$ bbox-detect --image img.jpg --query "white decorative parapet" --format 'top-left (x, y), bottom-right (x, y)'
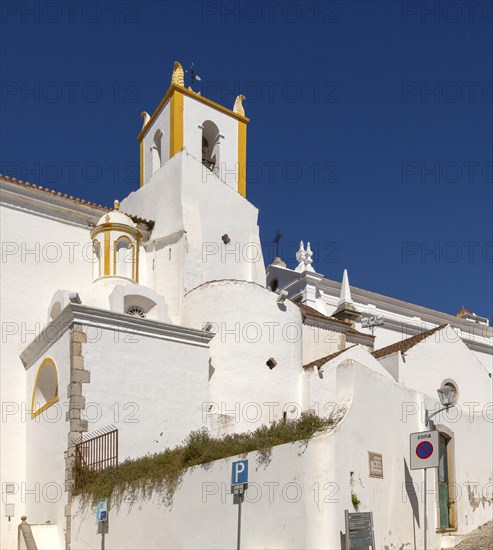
top-left (295, 241), bottom-right (316, 273)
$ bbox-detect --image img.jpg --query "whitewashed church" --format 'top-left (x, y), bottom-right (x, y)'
top-left (1, 62), bottom-right (491, 550)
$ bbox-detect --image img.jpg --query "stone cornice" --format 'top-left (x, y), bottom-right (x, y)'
top-left (318, 278), bottom-right (492, 338)
top-left (302, 315), bottom-right (373, 341)
top-left (1, 178), bottom-right (151, 237)
top-left (20, 303), bottom-right (215, 369)
top-left (267, 264), bottom-right (492, 345)
top-left (1, 178), bottom-right (104, 228)
top-left (379, 316), bottom-right (492, 354)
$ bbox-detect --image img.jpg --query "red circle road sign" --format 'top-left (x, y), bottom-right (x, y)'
top-left (416, 441), bottom-right (434, 459)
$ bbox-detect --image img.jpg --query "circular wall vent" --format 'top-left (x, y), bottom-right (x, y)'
top-left (126, 305), bottom-right (146, 318)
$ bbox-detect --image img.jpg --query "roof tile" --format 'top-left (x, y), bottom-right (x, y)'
top-left (372, 324), bottom-right (448, 359)
top-left (0, 173), bottom-right (154, 227)
top-left (296, 303), bottom-right (374, 339)
top-left (303, 345), bottom-right (357, 370)
top-left (0, 173), bottom-right (110, 211)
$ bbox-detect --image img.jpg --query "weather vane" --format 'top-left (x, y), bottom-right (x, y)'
top-left (186, 62), bottom-right (201, 89)
top-left (273, 230), bottom-right (283, 258)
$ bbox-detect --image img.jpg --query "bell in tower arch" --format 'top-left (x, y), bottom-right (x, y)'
top-left (201, 120), bottom-right (220, 174)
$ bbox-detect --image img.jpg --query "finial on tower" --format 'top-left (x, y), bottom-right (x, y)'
top-left (305, 242), bottom-right (315, 272)
top-left (295, 240), bottom-right (316, 273)
top-left (171, 61), bottom-right (185, 86)
top-left (140, 111), bottom-right (150, 130)
top-left (114, 200), bottom-right (120, 211)
top-left (332, 269), bottom-right (360, 325)
top-left (233, 95), bottom-right (246, 117)
top-left (338, 269), bottom-right (352, 306)
top-left (295, 241), bottom-right (306, 272)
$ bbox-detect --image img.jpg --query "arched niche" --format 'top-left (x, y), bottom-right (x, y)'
top-left (108, 284), bottom-right (169, 322)
top-left (114, 236), bottom-right (135, 280)
top-left (31, 358), bottom-right (59, 418)
top-left (92, 240), bottom-right (102, 280)
top-left (124, 294), bottom-right (158, 319)
top-left (152, 129), bottom-right (163, 174)
top-left (202, 120), bottom-right (220, 174)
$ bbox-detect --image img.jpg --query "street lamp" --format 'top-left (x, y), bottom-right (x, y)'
top-left (425, 384), bottom-right (457, 428)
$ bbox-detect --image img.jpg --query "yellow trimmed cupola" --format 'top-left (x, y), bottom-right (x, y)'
top-left (90, 200), bottom-right (141, 282)
top-left (137, 61), bottom-right (249, 197)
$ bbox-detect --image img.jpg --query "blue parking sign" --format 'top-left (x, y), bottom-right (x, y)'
top-left (96, 499), bottom-right (108, 522)
top-left (231, 460), bottom-right (248, 485)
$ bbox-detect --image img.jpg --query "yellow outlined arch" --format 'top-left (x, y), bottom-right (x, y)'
top-left (93, 240), bottom-right (102, 278)
top-left (31, 358), bottom-right (59, 419)
top-left (113, 235), bottom-right (135, 280)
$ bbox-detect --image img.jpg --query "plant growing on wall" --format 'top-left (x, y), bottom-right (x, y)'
top-left (73, 413), bottom-right (335, 507)
top-left (351, 490), bottom-right (361, 511)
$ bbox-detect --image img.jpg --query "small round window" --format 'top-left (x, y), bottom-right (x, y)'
top-left (126, 305), bottom-right (146, 318)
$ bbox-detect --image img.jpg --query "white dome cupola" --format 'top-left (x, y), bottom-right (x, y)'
top-left (90, 200), bottom-right (141, 282)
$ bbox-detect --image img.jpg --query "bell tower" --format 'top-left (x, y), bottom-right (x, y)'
top-left (137, 62), bottom-right (249, 197)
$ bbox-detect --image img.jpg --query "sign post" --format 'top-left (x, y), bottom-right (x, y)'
top-left (96, 499), bottom-right (108, 550)
top-left (231, 460), bottom-right (248, 550)
top-left (344, 510), bottom-right (375, 549)
top-left (410, 430), bottom-right (439, 550)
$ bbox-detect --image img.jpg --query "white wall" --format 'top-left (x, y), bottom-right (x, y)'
top-left (183, 280), bottom-right (303, 434)
top-left (395, 326), bottom-right (492, 405)
top-left (82, 325), bottom-right (210, 454)
top-left (121, 150), bottom-right (266, 306)
top-left (142, 99), bottom-right (171, 184)
top-left (141, 90), bottom-right (241, 190)
top-left (120, 153), bottom-right (186, 322)
top-left (0, 201), bottom-right (93, 550)
top-left (266, 265), bottom-right (493, 374)
top-left (183, 94), bottom-right (240, 190)
top-left (180, 152), bottom-right (265, 290)
top-left (70, 359), bottom-right (492, 549)
top-left (24, 333), bottom-right (70, 550)
top-left (302, 323), bottom-right (344, 365)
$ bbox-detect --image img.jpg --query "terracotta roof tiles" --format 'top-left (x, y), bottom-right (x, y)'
top-left (0, 173), bottom-right (111, 211)
top-left (296, 303), bottom-right (374, 339)
top-left (0, 173), bottom-right (154, 227)
top-left (303, 345), bottom-right (357, 370)
top-left (372, 324), bottom-right (447, 359)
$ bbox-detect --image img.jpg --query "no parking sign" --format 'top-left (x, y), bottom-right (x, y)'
top-left (410, 430), bottom-right (439, 470)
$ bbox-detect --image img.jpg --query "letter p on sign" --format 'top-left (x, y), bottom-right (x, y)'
top-left (232, 459), bottom-right (248, 485)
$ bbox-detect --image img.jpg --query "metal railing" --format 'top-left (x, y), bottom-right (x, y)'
top-left (74, 426), bottom-right (118, 489)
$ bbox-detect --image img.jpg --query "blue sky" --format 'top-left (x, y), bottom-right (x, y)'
top-left (1, 0), bottom-right (492, 319)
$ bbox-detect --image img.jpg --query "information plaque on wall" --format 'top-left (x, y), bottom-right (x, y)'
top-left (344, 510), bottom-right (376, 550)
top-left (368, 452), bottom-right (383, 478)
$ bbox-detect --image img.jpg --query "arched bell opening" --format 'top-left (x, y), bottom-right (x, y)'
top-left (202, 120), bottom-right (220, 175)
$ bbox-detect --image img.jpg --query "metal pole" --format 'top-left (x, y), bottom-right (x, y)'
top-left (237, 495), bottom-right (242, 550)
top-left (423, 468), bottom-right (427, 550)
top-left (101, 525), bottom-right (105, 550)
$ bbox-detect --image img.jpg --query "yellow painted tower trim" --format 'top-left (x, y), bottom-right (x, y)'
top-left (238, 121), bottom-right (247, 197)
top-left (113, 235), bottom-right (135, 281)
top-left (136, 63), bottom-right (250, 191)
top-left (136, 237), bottom-right (140, 284)
top-left (31, 358), bottom-right (59, 419)
top-left (104, 230), bottom-right (111, 276)
top-left (137, 84), bottom-right (249, 143)
top-left (139, 140), bottom-right (144, 187)
top-left (169, 89), bottom-right (184, 158)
